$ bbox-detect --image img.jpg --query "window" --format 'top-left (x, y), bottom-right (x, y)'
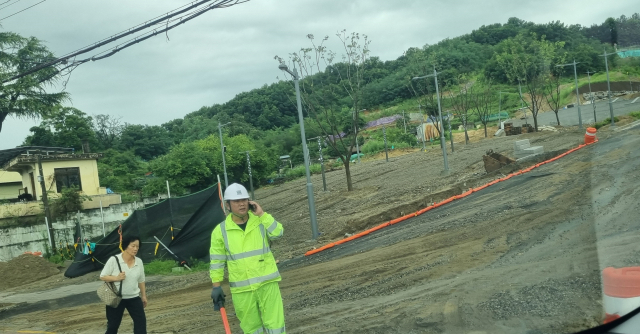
top-left (54, 168), bottom-right (82, 193)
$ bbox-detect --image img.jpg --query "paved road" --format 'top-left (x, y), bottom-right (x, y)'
top-left (507, 98), bottom-right (640, 128)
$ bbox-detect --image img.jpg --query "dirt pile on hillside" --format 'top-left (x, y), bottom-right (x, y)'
top-left (0, 254), bottom-right (60, 290)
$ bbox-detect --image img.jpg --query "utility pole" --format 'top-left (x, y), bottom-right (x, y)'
top-left (413, 67), bottom-right (449, 172)
top-left (317, 137), bottom-right (327, 191)
top-left (307, 136), bottom-right (328, 191)
top-left (418, 104), bottom-right (426, 151)
top-left (518, 80), bottom-right (529, 125)
top-left (240, 150), bottom-right (256, 200)
top-left (278, 63), bottom-right (319, 239)
top-left (586, 71), bottom-right (597, 123)
top-left (402, 110), bottom-right (407, 133)
top-left (218, 122), bottom-right (231, 188)
top-left (383, 125), bottom-right (389, 162)
top-left (557, 59), bottom-right (583, 128)
top-left (447, 111), bottom-right (454, 153)
top-left (353, 109), bottom-right (361, 163)
top-left (601, 49), bottom-right (617, 126)
top-left (37, 154), bottom-right (56, 253)
top-left (498, 91), bottom-right (502, 124)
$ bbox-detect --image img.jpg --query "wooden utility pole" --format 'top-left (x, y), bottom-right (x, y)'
top-left (37, 154), bottom-right (56, 253)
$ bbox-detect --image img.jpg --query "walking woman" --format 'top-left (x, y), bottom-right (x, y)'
top-left (100, 236), bottom-right (147, 334)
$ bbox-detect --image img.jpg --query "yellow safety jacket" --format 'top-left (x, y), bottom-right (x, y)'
top-left (209, 212), bottom-right (284, 293)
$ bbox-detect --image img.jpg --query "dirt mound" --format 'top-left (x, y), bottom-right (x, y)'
top-left (0, 254), bottom-right (60, 290)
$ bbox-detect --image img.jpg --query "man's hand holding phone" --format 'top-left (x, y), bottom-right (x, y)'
top-left (248, 201), bottom-right (264, 217)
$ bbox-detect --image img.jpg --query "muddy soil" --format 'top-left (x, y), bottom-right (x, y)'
top-left (259, 127), bottom-right (588, 261)
top-left (0, 254), bottom-right (61, 290)
top-left (1, 125), bottom-right (638, 333)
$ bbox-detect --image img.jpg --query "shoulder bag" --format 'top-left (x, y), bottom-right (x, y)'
top-left (97, 255), bottom-right (123, 308)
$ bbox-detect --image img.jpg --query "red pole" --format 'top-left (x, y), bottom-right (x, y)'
top-left (220, 307), bottom-right (232, 334)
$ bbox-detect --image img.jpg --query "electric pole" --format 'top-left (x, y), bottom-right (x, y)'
top-left (37, 154), bottom-right (56, 253)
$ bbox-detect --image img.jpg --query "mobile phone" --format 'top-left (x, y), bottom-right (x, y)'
top-left (249, 203), bottom-right (256, 212)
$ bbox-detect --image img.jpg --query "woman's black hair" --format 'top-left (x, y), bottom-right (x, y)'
top-left (122, 235), bottom-right (141, 250)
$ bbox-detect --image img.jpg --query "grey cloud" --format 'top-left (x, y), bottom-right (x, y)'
top-left (0, 0), bottom-right (636, 148)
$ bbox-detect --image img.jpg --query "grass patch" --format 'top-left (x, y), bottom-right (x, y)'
top-left (630, 111), bottom-right (640, 120)
top-left (594, 117), bottom-right (620, 130)
top-left (361, 140), bottom-right (410, 154)
top-left (284, 163), bottom-right (322, 178)
top-left (144, 258), bottom-right (209, 276)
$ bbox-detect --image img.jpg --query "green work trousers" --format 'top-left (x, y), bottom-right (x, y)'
top-left (233, 282), bottom-right (286, 334)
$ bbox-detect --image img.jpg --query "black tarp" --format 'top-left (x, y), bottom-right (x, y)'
top-left (65, 184), bottom-right (226, 278)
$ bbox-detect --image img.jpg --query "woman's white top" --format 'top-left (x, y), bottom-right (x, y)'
top-left (100, 253), bottom-right (145, 299)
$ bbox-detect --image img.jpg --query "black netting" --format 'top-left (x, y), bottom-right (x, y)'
top-left (64, 184), bottom-right (226, 278)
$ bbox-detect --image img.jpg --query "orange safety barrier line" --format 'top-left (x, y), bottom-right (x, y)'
top-left (304, 141), bottom-right (597, 257)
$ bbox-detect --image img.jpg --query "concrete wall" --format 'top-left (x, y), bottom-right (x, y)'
top-left (0, 201), bottom-right (139, 262)
top-left (0, 201), bottom-right (41, 219)
top-left (0, 171), bottom-right (24, 200)
top-left (0, 193), bottom-right (122, 218)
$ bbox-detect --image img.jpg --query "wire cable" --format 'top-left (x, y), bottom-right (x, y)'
top-left (3, 0), bottom-right (248, 83)
top-left (0, 0), bottom-right (23, 11)
top-left (0, 0), bottom-right (46, 21)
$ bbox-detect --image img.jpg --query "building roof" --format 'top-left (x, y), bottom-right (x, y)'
top-left (0, 146), bottom-right (75, 170)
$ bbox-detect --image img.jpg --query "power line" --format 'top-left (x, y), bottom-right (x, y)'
top-left (0, 0), bottom-right (23, 11)
top-left (0, 0), bottom-right (46, 21)
top-left (2, 0), bottom-right (248, 84)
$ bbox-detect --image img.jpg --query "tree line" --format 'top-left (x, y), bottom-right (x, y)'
top-left (2, 14), bottom-right (638, 197)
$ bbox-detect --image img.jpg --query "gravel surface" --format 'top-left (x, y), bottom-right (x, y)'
top-left (1, 125), bottom-right (638, 334)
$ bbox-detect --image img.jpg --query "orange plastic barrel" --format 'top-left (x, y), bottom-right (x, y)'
top-left (602, 267), bottom-right (640, 329)
top-left (584, 127), bottom-right (597, 144)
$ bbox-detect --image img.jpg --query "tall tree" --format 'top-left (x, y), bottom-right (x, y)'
top-left (448, 78), bottom-right (475, 144)
top-left (276, 30), bottom-right (371, 191)
top-left (93, 114), bottom-right (123, 150)
top-left (543, 63), bottom-right (567, 126)
top-left (605, 17), bottom-right (618, 47)
top-left (24, 107), bottom-right (98, 151)
top-left (471, 78), bottom-right (496, 138)
top-left (497, 33), bottom-right (565, 131)
top-left (0, 32), bottom-right (68, 134)
top-left (117, 124), bottom-right (171, 161)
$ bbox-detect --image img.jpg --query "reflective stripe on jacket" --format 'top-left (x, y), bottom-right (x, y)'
top-left (209, 212), bottom-right (284, 293)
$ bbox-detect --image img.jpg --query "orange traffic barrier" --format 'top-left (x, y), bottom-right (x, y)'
top-left (304, 141), bottom-right (596, 257)
top-left (585, 128), bottom-right (597, 144)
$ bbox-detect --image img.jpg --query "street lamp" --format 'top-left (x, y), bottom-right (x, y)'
top-left (601, 49), bottom-right (618, 126)
top-left (278, 63), bottom-right (319, 240)
top-left (557, 59), bottom-right (583, 128)
top-left (586, 71), bottom-right (597, 123)
top-left (218, 121), bottom-right (231, 188)
top-left (412, 66), bottom-right (449, 172)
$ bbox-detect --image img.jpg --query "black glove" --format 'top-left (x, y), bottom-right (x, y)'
top-left (211, 286), bottom-right (225, 311)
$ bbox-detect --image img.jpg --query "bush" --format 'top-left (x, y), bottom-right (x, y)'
top-left (630, 111), bottom-right (640, 120)
top-left (284, 164), bottom-right (322, 179)
top-left (50, 187), bottom-right (91, 220)
top-left (361, 140), bottom-right (385, 154)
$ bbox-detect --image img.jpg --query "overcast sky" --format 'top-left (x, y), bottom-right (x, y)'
top-left (0, 0), bottom-right (635, 149)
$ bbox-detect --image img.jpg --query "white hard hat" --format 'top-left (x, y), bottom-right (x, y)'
top-left (224, 183), bottom-right (250, 201)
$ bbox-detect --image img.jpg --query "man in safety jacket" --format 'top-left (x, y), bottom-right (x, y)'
top-left (210, 183), bottom-right (285, 334)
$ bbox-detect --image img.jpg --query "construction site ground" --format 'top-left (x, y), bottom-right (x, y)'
top-left (1, 120), bottom-right (639, 333)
